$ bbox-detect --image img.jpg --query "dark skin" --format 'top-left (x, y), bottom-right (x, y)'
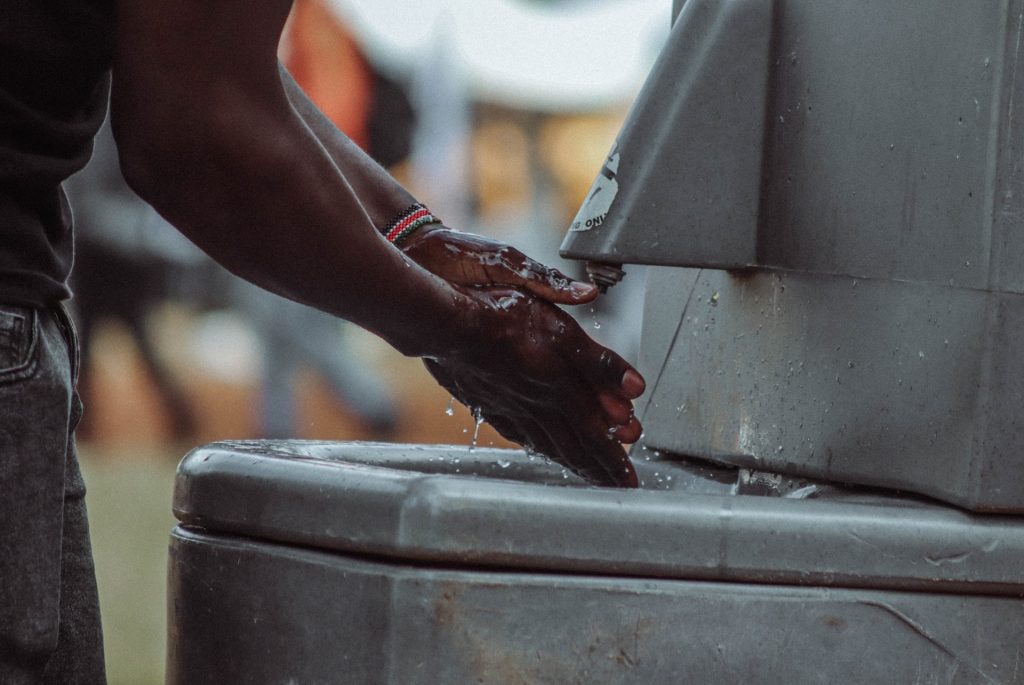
top-left (110, 0), bottom-right (644, 486)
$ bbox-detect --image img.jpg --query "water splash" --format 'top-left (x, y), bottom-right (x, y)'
top-left (445, 397), bottom-right (455, 417)
top-left (469, 407), bottom-right (484, 452)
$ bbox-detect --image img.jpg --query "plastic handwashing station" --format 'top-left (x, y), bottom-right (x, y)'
top-left (168, 1), bottom-right (1024, 682)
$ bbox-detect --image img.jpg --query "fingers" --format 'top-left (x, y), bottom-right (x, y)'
top-left (409, 228), bottom-right (599, 305)
top-left (421, 288), bottom-right (643, 488)
top-left (564, 374), bottom-right (640, 442)
top-left (570, 411), bottom-right (639, 487)
top-left (475, 377), bottom-right (640, 487)
top-left (509, 416), bottom-right (564, 466)
top-left (505, 256), bottom-right (598, 305)
top-left (543, 413), bottom-right (638, 488)
top-left (621, 369), bottom-right (646, 398)
top-left (480, 412), bottom-right (530, 449)
top-left (609, 414), bottom-right (642, 444)
top-left (564, 330), bottom-right (645, 400)
top-left (598, 391), bottom-right (633, 426)
top-left (484, 393), bottom-right (638, 488)
top-left (523, 417), bottom-right (586, 477)
top-left (538, 346), bottom-right (638, 438)
top-left (474, 245), bottom-right (596, 305)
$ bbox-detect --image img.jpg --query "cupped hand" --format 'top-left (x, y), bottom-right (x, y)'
top-left (402, 225), bottom-right (600, 305)
top-left (427, 286), bottom-right (645, 488)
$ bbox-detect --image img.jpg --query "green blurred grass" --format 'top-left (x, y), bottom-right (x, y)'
top-left (80, 446), bottom-right (182, 685)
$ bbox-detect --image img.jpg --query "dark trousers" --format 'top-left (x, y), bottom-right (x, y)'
top-left (0, 303), bottom-right (105, 683)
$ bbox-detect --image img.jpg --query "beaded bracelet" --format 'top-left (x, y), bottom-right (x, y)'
top-left (382, 203), bottom-right (442, 245)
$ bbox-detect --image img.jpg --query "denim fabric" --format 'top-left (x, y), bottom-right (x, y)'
top-left (0, 304), bottom-right (105, 684)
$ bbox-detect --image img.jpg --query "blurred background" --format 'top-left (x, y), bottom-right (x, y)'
top-left (67, 0), bottom-right (668, 681)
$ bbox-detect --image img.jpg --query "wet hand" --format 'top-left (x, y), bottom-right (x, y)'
top-left (401, 225), bottom-right (600, 306)
top-left (427, 287), bottom-right (645, 488)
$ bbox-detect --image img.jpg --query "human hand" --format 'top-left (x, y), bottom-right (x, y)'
top-left (427, 286), bottom-right (645, 488)
top-left (401, 225), bottom-right (600, 305)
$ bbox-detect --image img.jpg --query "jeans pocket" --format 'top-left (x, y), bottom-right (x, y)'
top-left (52, 302), bottom-right (80, 386)
top-left (0, 305), bottom-right (39, 384)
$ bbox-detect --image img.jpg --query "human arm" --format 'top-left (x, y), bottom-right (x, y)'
top-left (276, 65), bottom-right (601, 305)
top-left (109, 0), bottom-right (644, 485)
top-left (110, 0), bottom-right (459, 354)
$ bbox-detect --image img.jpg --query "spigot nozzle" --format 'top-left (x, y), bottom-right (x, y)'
top-left (586, 262), bottom-right (625, 293)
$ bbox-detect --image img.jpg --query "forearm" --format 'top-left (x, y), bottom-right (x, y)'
top-left (111, 3), bottom-right (468, 357)
top-left (108, 0), bottom-right (646, 488)
top-left (279, 64), bottom-right (417, 230)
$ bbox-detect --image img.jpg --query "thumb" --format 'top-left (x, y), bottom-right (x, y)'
top-left (512, 256), bottom-right (599, 305)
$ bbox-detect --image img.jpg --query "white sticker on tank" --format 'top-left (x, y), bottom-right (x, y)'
top-left (570, 147), bottom-right (620, 232)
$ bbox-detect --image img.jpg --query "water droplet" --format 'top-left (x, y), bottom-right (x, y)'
top-left (710, 291), bottom-right (720, 306)
top-left (593, 320), bottom-right (602, 330)
top-left (445, 397), bottom-right (455, 417)
top-left (918, 350), bottom-right (925, 359)
top-left (497, 459), bottom-right (511, 469)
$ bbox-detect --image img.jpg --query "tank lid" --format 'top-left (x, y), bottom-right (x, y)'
top-left (174, 441), bottom-right (1024, 597)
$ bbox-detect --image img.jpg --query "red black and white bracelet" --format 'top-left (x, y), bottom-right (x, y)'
top-left (381, 203), bottom-right (442, 245)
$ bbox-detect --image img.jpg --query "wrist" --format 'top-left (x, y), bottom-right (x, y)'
top-left (373, 274), bottom-right (482, 361)
top-left (381, 203), bottom-right (442, 246)
top-left (398, 222), bottom-right (448, 253)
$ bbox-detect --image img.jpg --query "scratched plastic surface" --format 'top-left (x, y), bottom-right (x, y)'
top-left (169, 440), bottom-right (1024, 684)
top-left (562, 0), bottom-right (1024, 513)
top-left (174, 440), bottom-right (1024, 596)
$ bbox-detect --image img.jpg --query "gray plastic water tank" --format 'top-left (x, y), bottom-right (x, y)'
top-left (166, 1), bottom-right (1024, 681)
top-left (167, 441), bottom-right (1024, 684)
top-left (561, 0), bottom-right (1024, 512)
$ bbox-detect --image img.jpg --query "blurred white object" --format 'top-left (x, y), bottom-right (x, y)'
top-left (327, 0), bottom-right (668, 110)
top-left (191, 311), bottom-right (263, 383)
top-left (408, 26), bottom-right (473, 228)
